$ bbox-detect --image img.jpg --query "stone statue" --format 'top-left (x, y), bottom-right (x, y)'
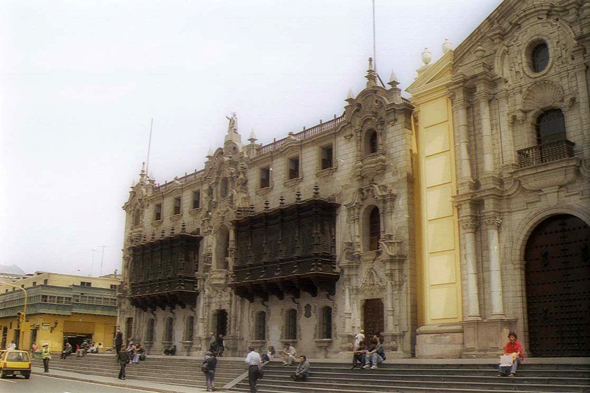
top-left (226, 112), bottom-right (238, 134)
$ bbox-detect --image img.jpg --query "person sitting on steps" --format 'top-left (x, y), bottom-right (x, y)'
top-left (279, 343), bottom-right (297, 366)
top-left (351, 343), bottom-right (367, 369)
top-left (291, 355), bottom-right (310, 381)
top-left (164, 344), bottom-right (177, 355)
top-left (363, 337), bottom-right (386, 369)
top-left (498, 332), bottom-right (524, 377)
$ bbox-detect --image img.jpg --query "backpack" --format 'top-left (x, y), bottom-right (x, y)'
top-left (201, 361), bottom-right (209, 374)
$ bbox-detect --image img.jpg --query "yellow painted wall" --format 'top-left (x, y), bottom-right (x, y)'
top-left (416, 96), bottom-right (462, 325)
top-left (0, 313), bottom-right (116, 353)
top-left (0, 273), bottom-right (119, 293)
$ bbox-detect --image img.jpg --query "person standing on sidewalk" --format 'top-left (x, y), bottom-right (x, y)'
top-left (115, 329), bottom-right (123, 355)
top-left (117, 348), bottom-right (130, 380)
top-left (245, 346), bottom-right (262, 393)
top-left (202, 351), bottom-right (217, 392)
top-left (41, 343), bottom-right (51, 373)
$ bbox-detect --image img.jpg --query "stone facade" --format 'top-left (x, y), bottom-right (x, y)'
top-left (118, 0), bottom-right (590, 358)
top-left (119, 63), bottom-right (418, 358)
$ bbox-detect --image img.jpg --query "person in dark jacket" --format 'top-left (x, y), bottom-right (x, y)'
top-left (115, 330), bottom-right (123, 363)
top-left (203, 351), bottom-right (217, 391)
top-left (117, 348), bottom-right (129, 380)
top-left (291, 355), bottom-right (310, 381)
top-left (215, 334), bottom-right (225, 357)
top-left (164, 344), bottom-right (177, 355)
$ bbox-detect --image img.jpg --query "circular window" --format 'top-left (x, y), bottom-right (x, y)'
top-left (530, 42), bottom-right (549, 73)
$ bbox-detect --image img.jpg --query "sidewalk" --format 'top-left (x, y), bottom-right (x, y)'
top-left (32, 366), bottom-right (210, 393)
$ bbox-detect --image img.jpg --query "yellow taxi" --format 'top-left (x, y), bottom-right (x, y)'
top-left (0, 350), bottom-right (32, 379)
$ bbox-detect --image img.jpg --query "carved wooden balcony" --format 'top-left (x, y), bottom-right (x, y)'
top-left (230, 197), bottom-right (340, 302)
top-left (128, 233), bottom-right (201, 310)
top-left (517, 139), bottom-right (575, 168)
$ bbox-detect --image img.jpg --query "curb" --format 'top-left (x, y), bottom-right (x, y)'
top-left (31, 370), bottom-right (204, 393)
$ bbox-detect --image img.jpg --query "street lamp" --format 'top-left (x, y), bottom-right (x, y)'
top-left (3, 282), bottom-right (27, 350)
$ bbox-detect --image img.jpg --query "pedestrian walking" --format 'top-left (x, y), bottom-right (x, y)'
top-left (117, 348), bottom-right (130, 380)
top-left (41, 343), bottom-right (51, 373)
top-left (115, 329), bottom-right (123, 357)
top-left (202, 351), bottom-right (217, 391)
top-left (245, 346), bottom-right (262, 393)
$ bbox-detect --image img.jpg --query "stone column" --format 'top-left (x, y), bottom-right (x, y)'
top-left (451, 89), bottom-right (474, 184)
top-left (460, 218), bottom-right (481, 319)
top-left (495, 86), bottom-right (516, 170)
top-left (484, 216), bottom-right (504, 317)
top-left (476, 91), bottom-right (495, 173)
top-left (344, 284), bottom-right (352, 334)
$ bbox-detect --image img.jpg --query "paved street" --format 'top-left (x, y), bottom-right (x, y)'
top-left (0, 374), bottom-right (154, 393)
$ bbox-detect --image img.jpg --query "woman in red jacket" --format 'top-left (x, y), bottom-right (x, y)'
top-left (498, 332), bottom-right (524, 377)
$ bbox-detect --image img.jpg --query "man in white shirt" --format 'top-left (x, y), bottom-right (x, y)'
top-left (354, 330), bottom-right (365, 348)
top-left (7, 340), bottom-right (17, 350)
top-left (279, 343), bottom-right (297, 366)
top-left (245, 346), bottom-right (262, 393)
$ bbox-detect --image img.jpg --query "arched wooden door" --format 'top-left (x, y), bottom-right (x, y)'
top-left (525, 214), bottom-right (590, 357)
top-left (363, 298), bottom-right (384, 341)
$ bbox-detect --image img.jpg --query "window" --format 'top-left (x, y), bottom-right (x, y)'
top-left (41, 295), bottom-right (48, 303)
top-left (21, 284), bottom-right (24, 288)
top-left (110, 298), bottom-right (117, 306)
top-left (43, 279), bottom-right (48, 285)
top-left (536, 109), bottom-right (566, 145)
top-left (216, 225), bottom-right (230, 270)
top-left (48, 296), bottom-right (56, 303)
top-left (285, 309), bottom-right (297, 340)
top-left (220, 177), bottom-right (229, 198)
top-left (72, 295), bottom-right (80, 303)
top-left (80, 281), bottom-right (92, 287)
top-left (87, 296), bottom-right (95, 304)
top-left (32, 282), bottom-right (36, 287)
top-left (368, 206), bottom-right (381, 251)
top-left (125, 317), bottom-right (133, 340)
top-left (173, 196), bottom-right (181, 215)
top-left (165, 317), bottom-right (174, 342)
top-left (80, 295), bottom-right (88, 303)
top-left (319, 306), bottom-right (332, 339)
top-left (288, 156), bottom-right (300, 179)
top-left (260, 167), bottom-right (270, 188)
top-left (366, 129), bottom-right (378, 154)
top-left (192, 190), bottom-right (201, 209)
top-left (532, 42), bottom-right (549, 73)
top-left (56, 297), bottom-right (64, 304)
top-left (321, 145), bottom-right (333, 170)
top-left (146, 318), bottom-right (155, 342)
top-left (65, 297), bottom-right (72, 304)
top-left (155, 203), bottom-right (162, 221)
top-left (110, 284), bottom-right (118, 290)
top-left (185, 316), bottom-right (195, 341)
top-left (255, 311), bottom-right (266, 340)
top-left (134, 209), bottom-right (141, 226)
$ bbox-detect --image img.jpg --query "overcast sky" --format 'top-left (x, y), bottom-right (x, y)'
top-left (0, 0), bottom-right (503, 277)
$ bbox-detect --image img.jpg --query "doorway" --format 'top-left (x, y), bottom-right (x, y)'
top-left (1, 327), bottom-right (7, 349)
top-left (525, 214), bottom-right (590, 357)
top-left (213, 310), bottom-right (228, 337)
top-left (363, 298), bottom-right (384, 342)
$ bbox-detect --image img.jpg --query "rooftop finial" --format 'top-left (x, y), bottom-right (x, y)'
top-left (442, 39), bottom-right (453, 54)
top-left (248, 130), bottom-right (257, 144)
top-left (346, 88), bottom-right (355, 104)
top-left (422, 48), bottom-right (432, 65)
top-left (365, 57), bottom-right (377, 88)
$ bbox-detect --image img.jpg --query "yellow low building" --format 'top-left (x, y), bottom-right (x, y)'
top-left (0, 272), bottom-right (120, 352)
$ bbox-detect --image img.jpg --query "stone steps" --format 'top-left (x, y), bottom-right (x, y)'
top-left (32, 356), bottom-right (247, 387)
top-left (230, 363), bottom-right (590, 393)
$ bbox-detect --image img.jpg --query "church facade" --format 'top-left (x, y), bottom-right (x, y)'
top-left (118, 0), bottom-right (590, 359)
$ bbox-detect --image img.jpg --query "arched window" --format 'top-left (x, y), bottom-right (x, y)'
top-left (185, 316), bottom-right (194, 342)
top-left (369, 206), bottom-right (381, 251)
top-left (133, 209), bottom-right (141, 226)
top-left (285, 309), bottom-right (297, 340)
top-left (532, 42), bottom-right (549, 73)
top-left (216, 226), bottom-right (230, 270)
top-left (220, 177), bottom-right (229, 199)
top-left (319, 306), bottom-right (332, 339)
top-left (164, 317), bottom-right (174, 342)
top-left (536, 109), bottom-right (566, 145)
top-left (146, 318), bottom-right (155, 342)
top-left (255, 311), bottom-right (266, 340)
top-left (365, 129), bottom-right (378, 154)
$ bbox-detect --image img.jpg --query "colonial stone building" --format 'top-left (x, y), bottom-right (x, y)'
top-left (119, 0), bottom-right (589, 359)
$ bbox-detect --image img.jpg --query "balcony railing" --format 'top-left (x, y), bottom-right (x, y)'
top-left (517, 139), bottom-right (575, 168)
top-left (129, 276), bottom-right (198, 310)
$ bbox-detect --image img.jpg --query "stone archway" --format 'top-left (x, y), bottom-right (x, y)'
top-left (524, 214), bottom-right (590, 357)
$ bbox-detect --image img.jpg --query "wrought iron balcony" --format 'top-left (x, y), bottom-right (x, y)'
top-left (517, 139), bottom-right (575, 168)
top-left (230, 197), bottom-right (340, 302)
